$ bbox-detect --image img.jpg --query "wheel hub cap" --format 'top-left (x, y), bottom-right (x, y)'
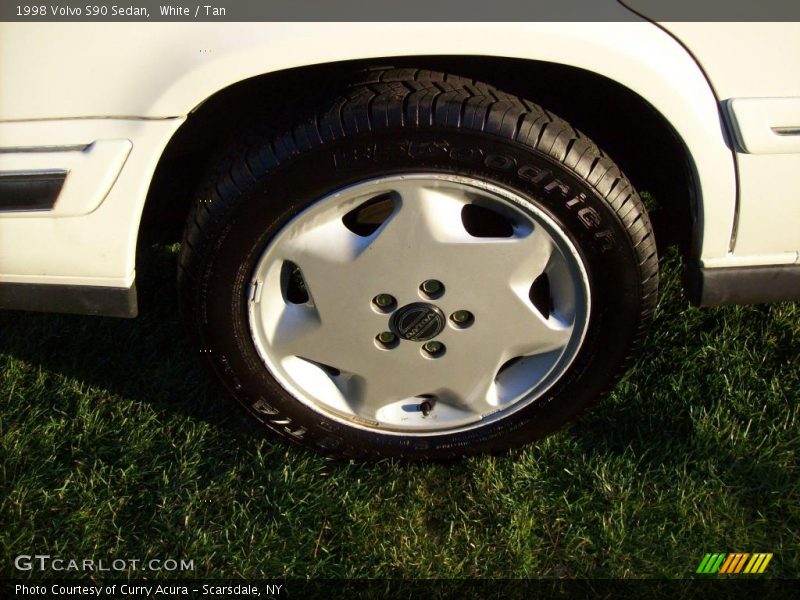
top-left (392, 302), bottom-right (445, 341)
top-left (247, 174), bottom-right (591, 435)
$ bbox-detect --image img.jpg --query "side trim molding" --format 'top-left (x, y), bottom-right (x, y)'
top-left (725, 97), bottom-right (800, 154)
top-left (0, 281), bottom-right (138, 318)
top-left (0, 170), bottom-right (67, 211)
top-left (688, 264), bottom-right (800, 307)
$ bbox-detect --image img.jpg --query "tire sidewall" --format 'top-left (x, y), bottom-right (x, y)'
top-left (194, 129), bottom-right (643, 458)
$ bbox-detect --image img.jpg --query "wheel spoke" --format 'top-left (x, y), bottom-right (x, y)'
top-left (355, 181), bottom-right (468, 265)
top-left (277, 216), bottom-right (383, 324)
top-left (264, 304), bottom-right (349, 370)
top-left (349, 342), bottom-right (501, 422)
top-left (509, 226), bottom-right (558, 286)
top-left (256, 296), bottom-right (378, 377)
top-left (432, 367), bottom-right (501, 416)
top-left (497, 293), bottom-right (574, 357)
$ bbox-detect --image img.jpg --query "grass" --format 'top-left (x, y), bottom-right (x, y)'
top-left (1, 244), bottom-right (798, 580)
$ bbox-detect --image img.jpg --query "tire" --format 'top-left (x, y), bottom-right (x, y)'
top-left (178, 68), bottom-right (658, 460)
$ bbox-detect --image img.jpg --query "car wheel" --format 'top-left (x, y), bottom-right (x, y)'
top-left (178, 68), bottom-right (658, 459)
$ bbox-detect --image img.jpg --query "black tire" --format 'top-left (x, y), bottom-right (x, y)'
top-left (178, 68), bottom-right (658, 460)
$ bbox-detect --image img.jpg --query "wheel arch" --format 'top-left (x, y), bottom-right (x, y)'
top-left (142, 56), bottom-right (700, 261)
top-left (137, 25), bottom-right (737, 295)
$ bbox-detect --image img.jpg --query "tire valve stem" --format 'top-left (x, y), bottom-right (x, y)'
top-left (420, 399), bottom-right (434, 416)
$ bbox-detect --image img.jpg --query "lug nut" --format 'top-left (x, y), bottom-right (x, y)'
top-left (420, 279), bottom-right (444, 298)
top-left (376, 331), bottom-right (399, 349)
top-left (372, 293), bottom-right (396, 311)
top-left (421, 340), bottom-right (445, 358)
top-left (450, 310), bottom-right (474, 328)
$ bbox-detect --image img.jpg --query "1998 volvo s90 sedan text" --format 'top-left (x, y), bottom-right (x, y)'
top-left (1, 7), bottom-right (799, 458)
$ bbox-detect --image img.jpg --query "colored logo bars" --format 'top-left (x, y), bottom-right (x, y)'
top-left (696, 553), bottom-right (773, 574)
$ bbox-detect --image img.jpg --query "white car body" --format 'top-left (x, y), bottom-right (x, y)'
top-left (1, 15), bottom-right (799, 315)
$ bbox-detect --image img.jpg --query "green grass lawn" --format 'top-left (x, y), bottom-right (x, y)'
top-left (1, 244), bottom-right (798, 579)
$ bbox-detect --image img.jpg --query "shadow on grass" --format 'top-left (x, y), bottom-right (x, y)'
top-left (566, 255), bottom-right (798, 502)
top-left (3, 245), bottom-right (798, 578)
top-left (0, 245), bottom-right (261, 439)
